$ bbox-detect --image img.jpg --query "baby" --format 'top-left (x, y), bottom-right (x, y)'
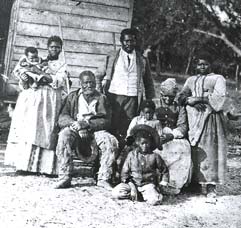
top-left (16, 47), bottom-right (49, 90)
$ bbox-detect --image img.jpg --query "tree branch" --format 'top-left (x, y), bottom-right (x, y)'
top-left (193, 28), bottom-right (241, 57)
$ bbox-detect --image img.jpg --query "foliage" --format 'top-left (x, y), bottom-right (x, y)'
top-left (132, 0), bottom-right (241, 78)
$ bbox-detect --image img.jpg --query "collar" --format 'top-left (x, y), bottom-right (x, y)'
top-left (121, 48), bottom-right (136, 57)
top-left (77, 89), bottom-right (100, 101)
top-left (46, 55), bottom-right (59, 61)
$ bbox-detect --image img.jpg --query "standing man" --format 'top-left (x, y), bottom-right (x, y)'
top-left (102, 28), bottom-right (155, 139)
top-left (55, 71), bottom-right (118, 189)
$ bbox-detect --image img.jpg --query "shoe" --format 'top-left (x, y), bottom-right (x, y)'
top-left (97, 180), bottom-right (112, 190)
top-left (205, 184), bottom-right (217, 204)
top-left (55, 178), bottom-right (71, 189)
top-left (206, 184), bottom-right (217, 196)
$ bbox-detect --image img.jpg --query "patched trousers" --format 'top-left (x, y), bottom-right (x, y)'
top-left (56, 127), bottom-right (118, 181)
top-left (112, 183), bottom-right (163, 205)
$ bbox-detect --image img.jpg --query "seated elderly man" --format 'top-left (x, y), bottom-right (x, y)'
top-left (55, 70), bottom-right (118, 189)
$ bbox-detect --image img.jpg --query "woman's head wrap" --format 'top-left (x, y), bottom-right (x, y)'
top-left (160, 78), bottom-right (178, 96)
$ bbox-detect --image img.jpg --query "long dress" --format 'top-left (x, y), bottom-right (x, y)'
top-left (179, 73), bottom-right (227, 184)
top-left (155, 101), bottom-right (192, 192)
top-left (4, 57), bottom-right (67, 175)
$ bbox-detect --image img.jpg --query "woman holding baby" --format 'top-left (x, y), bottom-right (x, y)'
top-left (5, 36), bottom-right (68, 175)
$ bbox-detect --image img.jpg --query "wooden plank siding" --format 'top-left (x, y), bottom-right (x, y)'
top-left (14, 35), bottom-right (120, 54)
top-left (16, 22), bottom-right (121, 45)
top-left (20, 0), bottom-right (130, 22)
top-left (18, 8), bottom-right (128, 33)
top-left (5, 0), bottom-right (134, 93)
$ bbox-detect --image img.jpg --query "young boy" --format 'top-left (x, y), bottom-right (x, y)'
top-left (112, 124), bottom-right (169, 206)
top-left (15, 47), bottom-right (49, 90)
top-left (115, 100), bottom-right (162, 181)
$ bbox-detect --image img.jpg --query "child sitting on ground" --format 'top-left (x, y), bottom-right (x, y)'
top-left (112, 124), bottom-right (169, 206)
top-left (115, 100), bottom-right (163, 178)
top-left (14, 46), bottom-right (49, 90)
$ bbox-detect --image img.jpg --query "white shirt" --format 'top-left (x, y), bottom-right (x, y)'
top-left (109, 49), bottom-right (138, 96)
top-left (77, 93), bottom-right (98, 122)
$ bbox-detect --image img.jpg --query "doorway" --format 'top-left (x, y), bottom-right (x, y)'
top-left (0, 0), bottom-right (14, 95)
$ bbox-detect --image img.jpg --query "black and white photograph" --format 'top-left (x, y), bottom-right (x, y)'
top-left (0, 0), bottom-right (241, 227)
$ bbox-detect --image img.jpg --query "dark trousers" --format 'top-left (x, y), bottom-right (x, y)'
top-left (108, 93), bottom-right (138, 138)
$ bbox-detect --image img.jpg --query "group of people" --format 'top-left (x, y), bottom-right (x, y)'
top-left (4, 28), bottom-right (227, 206)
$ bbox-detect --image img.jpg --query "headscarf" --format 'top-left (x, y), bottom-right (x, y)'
top-left (160, 78), bottom-right (178, 96)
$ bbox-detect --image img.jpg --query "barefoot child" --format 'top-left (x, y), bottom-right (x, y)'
top-left (116, 100), bottom-right (163, 177)
top-left (112, 124), bottom-right (169, 205)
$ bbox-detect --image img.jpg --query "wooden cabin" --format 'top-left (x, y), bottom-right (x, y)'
top-left (0, 0), bottom-right (134, 97)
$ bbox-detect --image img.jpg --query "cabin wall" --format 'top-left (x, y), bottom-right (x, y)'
top-left (4, 0), bottom-right (134, 92)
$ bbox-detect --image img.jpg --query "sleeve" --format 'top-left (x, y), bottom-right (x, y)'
top-left (104, 50), bottom-right (118, 81)
top-left (155, 108), bottom-right (162, 122)
top-left (58, 95), bottom-right (75, 129)
top-left (121, 152), bottom-right (132, 183)
top-left (88, 95), bottom-right (111, 131)
top-left (143, 57), bottom-right (155, 99)
top-left (208, 75), bottom-right (226, 112)
top-left (156, 154), bottom-right (169, 184)
top-left (154, 120), bottom-right (163, 137)
top-left (177, 78), bottom-right (192, 106)
top-left (13, 56), bottom-right (30, 90)
top-left (13, 56), bottom-right (27, 78)
top-left (172, 106), bottom-right (188, 138)
top-left (126, 117), bottom-right (138, 137)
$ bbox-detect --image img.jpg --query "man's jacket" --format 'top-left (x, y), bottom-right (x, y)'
top-left (58, 89), bottom-right (111, 132)
top-left (105, 49), bottom-right (155, 106)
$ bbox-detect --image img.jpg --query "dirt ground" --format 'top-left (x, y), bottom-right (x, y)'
top-left (0, 154), bottom-right (240, 228)
top-left (0, 83), bottom-right (240, 228)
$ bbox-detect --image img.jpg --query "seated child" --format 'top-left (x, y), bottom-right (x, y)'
top-left (14, 47), bottom-right (49, 90)
top-left (127, 99), bottom-right (162, 137)
top-left (112, 124), bottom-right (169, 206)
top-left (115, 100), bottom-right (163, 179)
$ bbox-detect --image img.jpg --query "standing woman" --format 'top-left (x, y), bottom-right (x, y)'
top-left (5, 36), bottom-right (68, 175)
top-left (178, 52), bottom-right (227, 199)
